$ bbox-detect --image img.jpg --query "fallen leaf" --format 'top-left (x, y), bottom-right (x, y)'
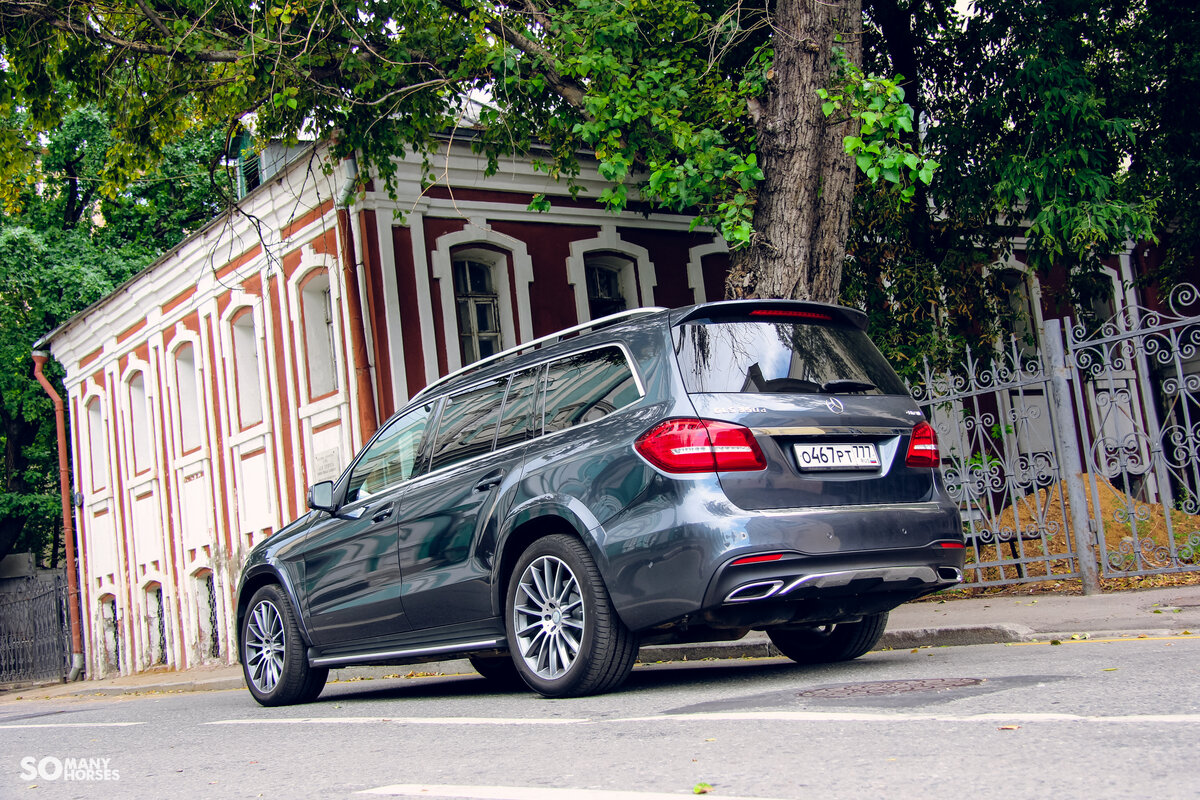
top-left (1050, 639), bottom-right (1062, 645)
top-left (1102, 668), bottom-right (1118, 671)
top-left (693, 782), bottom-right (714, 795)
top-left (704, 738), bottom-right (716, 742)
top-left (997, 725), bottom-right (1020, 730)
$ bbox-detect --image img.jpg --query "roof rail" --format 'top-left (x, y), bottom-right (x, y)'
top-left (411, 306), bottom-right (667, 403)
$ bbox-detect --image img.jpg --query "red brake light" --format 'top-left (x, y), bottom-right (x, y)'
top-left (748, 309), bottom-right (833, 321)
top-left (635, 418), bottom-right (767, 473)
top-left (730, 553), bottom-right (785, 565)
top-left (905, 421), bottom-right (940, 468)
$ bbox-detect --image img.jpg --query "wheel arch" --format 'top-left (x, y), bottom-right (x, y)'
top-left (492, 501), bottom-right (608, 621)
top-left (235, 566), bottom-right (312, 654)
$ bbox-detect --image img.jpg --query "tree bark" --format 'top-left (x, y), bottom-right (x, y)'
top-left (727, 0), bottom-right (863, 304)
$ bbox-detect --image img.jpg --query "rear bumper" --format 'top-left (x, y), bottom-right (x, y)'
top-left (596, 477), bottom-right (964, 631)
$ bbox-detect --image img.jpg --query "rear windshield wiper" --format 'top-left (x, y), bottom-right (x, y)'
top-left (821, 379), bottom-right (876, 394)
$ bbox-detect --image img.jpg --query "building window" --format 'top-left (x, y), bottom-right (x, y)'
top-left (127, 372), bottom-right (151, 474)
top-left (230, 308), bottom-right (264, 429)
top-left (86, 397), bottom-right (108, 491)
top-left (453, 258), bottom-right (502, 365)
top-left (174, 343), bottom-right (202, 453)
top-left (197, 571), bottom-right (221, 660)
top-left (146, 583), bottom-right (168, 665)
top-left (300, 270), bottom-right (338, 400)
top-left (586, 262), bottom-right (628, 319)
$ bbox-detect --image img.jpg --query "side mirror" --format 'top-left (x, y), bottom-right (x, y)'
top-left (307, 481), bottom-right (336, 513)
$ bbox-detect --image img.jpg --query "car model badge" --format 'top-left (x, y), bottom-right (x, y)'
top-left (826, 397), bottom-right (845, 414)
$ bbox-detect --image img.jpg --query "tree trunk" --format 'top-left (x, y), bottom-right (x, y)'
top-left (726, 0), bottom-right (862, 304)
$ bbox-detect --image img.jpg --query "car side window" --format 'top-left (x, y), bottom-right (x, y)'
top-left (428, 378), bottom-right (507, 472)
top-left (543, 347), bottom-right (641, 435)
top-left (494, 367), bottom-right (542, 450)
top-left (344, 404), bottom-right (433, 504)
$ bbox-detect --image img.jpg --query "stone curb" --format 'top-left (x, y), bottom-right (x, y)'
top-left (11, 624), bottom-right (1196, 698)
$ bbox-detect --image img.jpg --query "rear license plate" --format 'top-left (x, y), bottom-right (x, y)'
top-left (793, 443), bottom-right (880, 471)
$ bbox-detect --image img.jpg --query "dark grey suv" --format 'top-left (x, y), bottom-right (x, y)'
top-left (236, 300), bottom-right (964, 704)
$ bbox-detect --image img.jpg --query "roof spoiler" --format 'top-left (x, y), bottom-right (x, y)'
top-left (672, 300), bottom-right (868, 331)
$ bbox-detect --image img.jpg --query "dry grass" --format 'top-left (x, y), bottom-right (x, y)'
top-left (944, 473), bottom-right (1200, 598)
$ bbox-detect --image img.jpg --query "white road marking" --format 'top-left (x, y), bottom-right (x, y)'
top-left (619, 711), bottom-right (1200, 724)
top-left (358, 785), bottom-right (792, 800)
top-left (206, 710), bottom-right (1200, 728)
top-left (205, 716), bottom-right (588, 726)
top-left (0, 722), bottom-right (144, 729)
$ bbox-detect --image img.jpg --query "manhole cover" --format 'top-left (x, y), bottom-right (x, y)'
top-left (798, 677), bottom-right (984, 698)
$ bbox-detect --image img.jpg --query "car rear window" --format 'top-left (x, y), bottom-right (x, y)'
top-left (673, 320), bottom-right (908, 395)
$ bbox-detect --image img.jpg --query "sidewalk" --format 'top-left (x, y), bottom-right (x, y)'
top-left (5, 584), bottom-right (1198, 702)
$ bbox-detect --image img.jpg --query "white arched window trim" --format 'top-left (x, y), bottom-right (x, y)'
top-left (120, 361), bottom-right (154, 479)
top-left (430, 222), bottom-right (534, 373)
top-left (567, 225), bottom-right (657, 323)
top-left (290, 262), bottom-right (343, 404)
top-left (686, 240), bottom-right (729, 304)
top-left (219, 299), bottom-right (268, 434)
top-left (81, 388), bottom-right (110, 493)
top-left (168, 335), bottom-right (205, 457)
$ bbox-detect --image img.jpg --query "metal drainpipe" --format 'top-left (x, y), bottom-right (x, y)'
top-left (31, 350), bottom-right (87, 680)
top-left (336, 155), bottom-right (379, 442)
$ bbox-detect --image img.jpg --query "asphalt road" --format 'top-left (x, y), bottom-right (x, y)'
top-left (3, 636), bottom-right (1199, 800)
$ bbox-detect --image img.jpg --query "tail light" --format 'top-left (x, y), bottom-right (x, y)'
top-left (905, 421), bottom-right (940, 468)
top-left (635, 418), bottom-right (767, 473)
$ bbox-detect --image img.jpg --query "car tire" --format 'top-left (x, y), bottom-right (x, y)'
top-left (505, 534), bottom-right (638, 698)
top-left (468, 654), bottom-right (524, 687)
top-left (767, 611), bottom-right (889, 664)
top-left (241, 584), bottom-right (328, 706)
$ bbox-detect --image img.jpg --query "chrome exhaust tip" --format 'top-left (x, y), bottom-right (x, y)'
top-left (724, 580), bottom-right (785, 604)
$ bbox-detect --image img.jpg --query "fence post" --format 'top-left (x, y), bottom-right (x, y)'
top-left (1043, 318), bottom-right (1102, 595)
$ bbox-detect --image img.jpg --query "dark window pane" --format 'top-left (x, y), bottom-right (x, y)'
top-left (345, 404), bottom-right (433, 503)
top-left (673, 321), bottom-right (907, 395)
top-left (429, 380), bottom-right (507, 471)
top-left (544, 348), bottom-right (641, 434)
top-left (495, 367), bottom-right (541, 450)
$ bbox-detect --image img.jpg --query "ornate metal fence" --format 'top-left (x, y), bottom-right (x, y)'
top-left (1067, 284), bottom-right (1200, 577)
top-left (912, 340), bottom-right (1082, 586)
top-left (911, 283), bottom-right (1200, 588)
top-left (0, 575), bottom-right (70, 685)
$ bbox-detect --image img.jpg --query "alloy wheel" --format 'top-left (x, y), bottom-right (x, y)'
top-left (512, 555), bottom-right (585, 679)
top-left (245, 599), bottom-right (285, 693)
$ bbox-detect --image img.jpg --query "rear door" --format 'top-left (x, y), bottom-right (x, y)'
top-left (394, 369), bottom-right (538, 628)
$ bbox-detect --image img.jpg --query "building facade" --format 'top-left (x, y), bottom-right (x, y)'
top-left (43, 142), bottom-right (731, 677)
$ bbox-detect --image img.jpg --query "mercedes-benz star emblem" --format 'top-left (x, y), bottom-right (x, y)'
top-left (826, 397), bottom-right (845, 414)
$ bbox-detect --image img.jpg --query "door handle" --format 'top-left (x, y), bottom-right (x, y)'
top-left (371, 503), bottom-right (394, 523)
top-left (474, 469), bottom-right (506, 492)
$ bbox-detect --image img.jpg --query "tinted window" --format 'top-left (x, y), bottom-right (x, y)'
top-left (673, 321), bottom-right (907, 395)
top-left (429, 379), bottom-right (507, 471)
top-left (544, 348), bottom-right (641, 435)
top-left (494, 367), bottom-right (541, 450)
top-left (345, 404), bottom-right (433, 503)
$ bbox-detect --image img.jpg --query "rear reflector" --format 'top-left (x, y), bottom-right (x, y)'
top-left (635, 418), bottom-right (767, 473)
top-left (748, 309), bottom-right (833, 321)
top-left (730, 553), bottom-right (785, 566)
top-left (937, 542), bottom-right (965, 549)
top-left (905, 421), bottom-right (940, 468)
